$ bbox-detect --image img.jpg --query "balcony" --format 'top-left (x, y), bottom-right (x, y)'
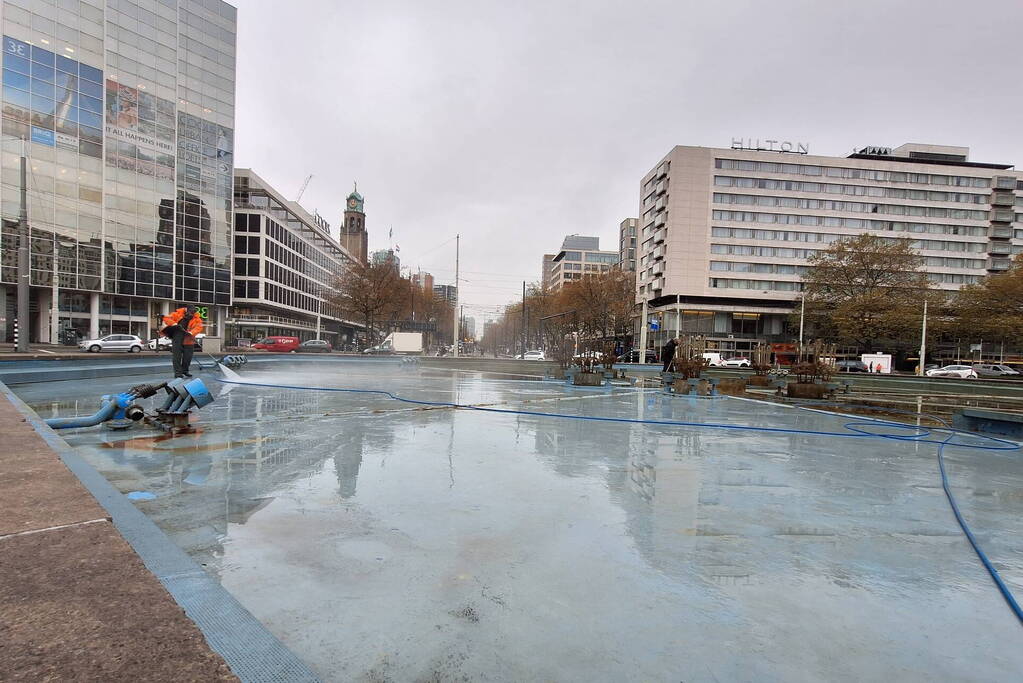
top-left (987, 257), bottom-right (1011, 271)
top-left (988, 242), bottom-right (1012, 255)
top-left (652, 277), bottom-right (665, 290)
top-left (653, 229), bottom-right (666, 244)
top-left (994, 176), bottom-right (1016, 190)
top-left (991, 191), bottom-right (1015, 207)
top-left (991, 208), bottom-right (1015, 223)
top-left (989, 225), bottom-right (1013, 238)
top-left (653, 212), bottom-right (667, 228)
top-left (230, 314), bottom-right (318, 330)
top-left (654, 181), bottom-right (666, 195)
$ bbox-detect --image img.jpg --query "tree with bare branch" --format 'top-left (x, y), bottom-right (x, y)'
top-left (327, 260), bottom-right (408, 344)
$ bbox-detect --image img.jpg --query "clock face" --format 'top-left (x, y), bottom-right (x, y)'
top-left (348, 198), bottom-right (357, 209)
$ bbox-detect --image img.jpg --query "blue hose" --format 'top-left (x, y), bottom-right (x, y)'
top-left (45, 399), bottom-right (119, 429)
top-left (214, 375), bottom-right (1023, 624)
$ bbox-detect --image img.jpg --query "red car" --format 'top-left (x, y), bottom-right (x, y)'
top-left (251, 336), bottom-right (300, 352)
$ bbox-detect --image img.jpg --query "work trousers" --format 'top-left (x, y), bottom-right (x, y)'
top-left (172, 341), bottom-right (194, 377)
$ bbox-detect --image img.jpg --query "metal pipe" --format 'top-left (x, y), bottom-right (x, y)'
top-left (45, 400), bottom-right (119, 429)
top-left (160, 392), bottom-right (176, 411)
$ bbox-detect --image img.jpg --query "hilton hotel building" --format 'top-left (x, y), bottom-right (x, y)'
top-left (636, 141), bottom-right (1022, 353)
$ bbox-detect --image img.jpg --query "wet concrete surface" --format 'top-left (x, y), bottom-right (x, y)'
top-left (14, 360), bottom-right (1023, 682)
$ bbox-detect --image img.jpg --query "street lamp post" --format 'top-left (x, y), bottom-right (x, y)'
top-left (917, 299), bottom-right (928, 376)
top-left (639, 296), bottom-right (648, 363)
top-left (16, 138), bottom-right (29, 352)
top-left (798, 292), bottom-right (805, 347)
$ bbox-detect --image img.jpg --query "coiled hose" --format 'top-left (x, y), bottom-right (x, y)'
top-left (214, 374), bottom-right (1023, 625)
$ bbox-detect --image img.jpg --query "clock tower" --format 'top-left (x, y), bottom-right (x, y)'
top-left (341, 183), bottom-right (368, 264)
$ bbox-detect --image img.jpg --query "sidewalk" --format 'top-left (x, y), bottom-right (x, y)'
top-left (0, 344), bottom-right (174, 361)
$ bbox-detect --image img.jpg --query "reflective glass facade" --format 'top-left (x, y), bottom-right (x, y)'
top-left (0, 0), bottom-right (235, 342)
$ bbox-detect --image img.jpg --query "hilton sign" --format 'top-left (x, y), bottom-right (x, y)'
top-left (731, 137), bottom-right (809, 154)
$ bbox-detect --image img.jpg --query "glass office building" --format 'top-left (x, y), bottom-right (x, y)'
top-left (0, 0), bottom-right (235, 343)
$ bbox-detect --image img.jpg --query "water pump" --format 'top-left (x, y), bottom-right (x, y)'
top-left (44, 377), bottom-right (215, 433)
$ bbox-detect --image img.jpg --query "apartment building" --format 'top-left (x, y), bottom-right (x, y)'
top-left (547, 235), bottom-right (619, 291)
top-left (637, 142), bottom-right (1022, 353)
top-left (618, 218), bottom-right (637, 272)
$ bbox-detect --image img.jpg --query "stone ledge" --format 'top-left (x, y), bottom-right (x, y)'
top-left (0, 521), bottom-right (236, 682)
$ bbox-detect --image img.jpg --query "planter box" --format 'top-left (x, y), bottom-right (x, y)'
top-left (573, 372), bottom-right (604, 387)
top-left (786, 382), bottom-right (826, 399)
top-left (717, 378), bottom-right (748, 396)
top-left (673, 378), bottom-right (710, 396)
top-left (748, 375), bottom-right (771, 387)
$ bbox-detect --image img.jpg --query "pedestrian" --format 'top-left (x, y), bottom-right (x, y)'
top-left (161, 305), bottom-right (203, 378)
top-left (875, 364), bottom-right (882, 374)
top-left (661, 337), bottom-right (678, 372)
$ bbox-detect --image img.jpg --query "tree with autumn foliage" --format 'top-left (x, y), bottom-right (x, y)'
top-left (482, 268), bottom-right (636, 362)
top-left (950, 254), bottom-right (1023, 346)
top-left (798, 233), bottom-right (939, 352)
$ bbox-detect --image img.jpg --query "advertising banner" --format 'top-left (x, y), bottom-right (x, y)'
top-left (104, 79), bottom-right (176, 176)
top-left (30, 126), bottom-right (54, 146)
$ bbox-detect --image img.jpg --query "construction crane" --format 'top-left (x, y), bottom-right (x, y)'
top-left (296, 174), bottom-right (313, 202)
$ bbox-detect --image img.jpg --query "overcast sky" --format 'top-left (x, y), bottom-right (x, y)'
top-left (232, 0), bottom-right (1023, 320)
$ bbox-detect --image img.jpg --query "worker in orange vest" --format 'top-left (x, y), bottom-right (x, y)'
top-left (162, 305), bottom-right (204, 378)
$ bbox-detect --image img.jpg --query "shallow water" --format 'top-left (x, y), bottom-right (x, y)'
top-left (16, 360), bottom-right (1023, 682)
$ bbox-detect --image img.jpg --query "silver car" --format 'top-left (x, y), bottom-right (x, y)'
top-left (79, 334), bottom-right (145, 353)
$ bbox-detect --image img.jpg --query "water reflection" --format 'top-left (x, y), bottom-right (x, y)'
top-left (22, 374), bottom-right (1023, 681)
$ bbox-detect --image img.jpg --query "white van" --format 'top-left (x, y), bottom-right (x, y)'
top-left (702, 352), bottom-right (723, 366)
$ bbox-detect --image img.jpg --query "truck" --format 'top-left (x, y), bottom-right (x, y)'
top-left (362, 332), bottom-right (423, 355)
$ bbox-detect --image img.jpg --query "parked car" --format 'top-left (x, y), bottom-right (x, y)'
top-left (835, 360), bottom-right (869, 373)
top-left (617, 349), bottom-right (658, 364)
top-left (251, 336), bottom-right (301, 352)
top-left (972, 363), bottom-right (1020, 377)
top-left (80, 334), bottom-right (144, 353)
top-left (515, 350), bottom-right (546, 361)
top-left (721, 357), bottom-right (751, 368)
top-left (149, 333), bottom-right (204, 351)
top-left (299, 339), bottom-right (333, 353)
top-left (926, 364), bottom-right (978, 379)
